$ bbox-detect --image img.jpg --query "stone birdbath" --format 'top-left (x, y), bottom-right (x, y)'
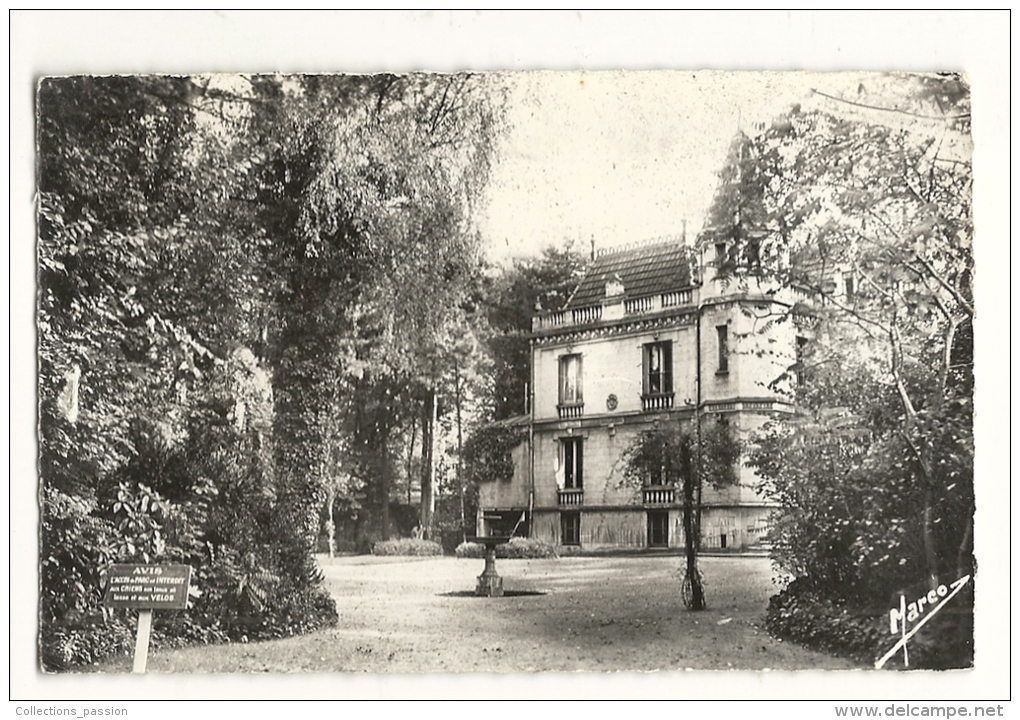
top-left (467, 535), bottom-right (512, 597)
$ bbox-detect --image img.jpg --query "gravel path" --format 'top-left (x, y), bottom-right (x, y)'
top-left (136, 554), bottom-right (861, 673)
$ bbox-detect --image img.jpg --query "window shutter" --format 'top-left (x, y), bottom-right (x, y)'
top-left (664, 342), bottom-right (673, 393)
top-left (642, 344), bottom-right (649, 395)
top-left (576, 355), bottom-right (583, 402)
top-left (558, 356), bottom-right (566, 404)
top-left (576, 440), bottom-right (583, 489)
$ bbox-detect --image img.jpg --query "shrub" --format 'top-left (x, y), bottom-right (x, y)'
top-left (40, 487), bottom-right (116, 630)
top-left (455, 541), bottom-right (483, 558)
top-left (455, 541), bottom-right (482, 558)
top-left (502, 537), bottom-right (558, 559)
top-left (150, 612), bottom-right (229, 650)
top-left (455, 537), bottom-right (557, 559)
top-left (184, 540), bottom-right (338, 642)
top-left (40, 614), bottom-right (135, 672)
top-left (40, 419), bottom-right (340, 670)
top-left (371, 538), bottom-right (443, 556)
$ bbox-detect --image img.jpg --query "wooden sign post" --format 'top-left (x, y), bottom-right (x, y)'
top-left (132, 608), bottom-right (153, 674)
top-left (104, 564), bottom-right (192, 673)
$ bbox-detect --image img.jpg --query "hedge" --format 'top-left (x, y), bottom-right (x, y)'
top-left (455, 537), bottom-right (558, 559)
top-left (371, 538), bottom-right (444, 556)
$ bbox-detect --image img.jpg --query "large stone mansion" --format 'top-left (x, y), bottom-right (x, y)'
top-left (476, 229), bottom-right (836, 552)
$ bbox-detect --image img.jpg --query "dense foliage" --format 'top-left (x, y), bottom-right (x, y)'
top-left (766, 577), bottom-right (972, 670)
top-left (461, 423), bottom-right (528, 485)
top-left (37, 74), bottom-right (502, 669)
top-left (480, 245), bottom-right (587, 420)
top-left (717, 74), bottom-right (975, 667)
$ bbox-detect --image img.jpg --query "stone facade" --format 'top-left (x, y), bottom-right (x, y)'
top-left (478, 237), bottom-right (809, 551)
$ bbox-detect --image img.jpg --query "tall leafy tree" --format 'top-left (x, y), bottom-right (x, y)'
top-left (719, 74), bottom-right (974, 652)
top-left (36, 72), bottom-right (504, 668)
top-left (481, 244), bottom-right (587, 420)
top-left (622, 418), bottom-right (740, 610)
top-left (239, 74), bottom-right (501, 543)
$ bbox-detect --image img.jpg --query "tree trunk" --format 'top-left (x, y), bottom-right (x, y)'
top-left (922, 489), bottom-right (939, 592)
top-left (406, 412), bottom-right (417, 506)
top-left (956, 511), bottom-right (973, 581)
top-left (454, 361), bottom-right (466, 543)
top-left (891, 321), bottom-right (941, 591)
top-left (326, 483), bottom-right (336, 559)
top-left (681, 471), bottom-right (705, 611)
top-left (684, 420), bottom-right (706, 611)
top-left (419, 387), bottom-right (438, 540)
top-left (379, 462), bottom-right (390, 542)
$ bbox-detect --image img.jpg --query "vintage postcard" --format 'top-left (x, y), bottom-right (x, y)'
top-left (11, 10), bottom-right (1009, 711)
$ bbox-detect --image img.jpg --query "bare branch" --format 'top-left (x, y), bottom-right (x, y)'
top-left (910, 249), bottom-right (974, 318)
top-left (937, 315), bottom-right (962, 408)
top-left (811, 88), bottom-right (971, 122)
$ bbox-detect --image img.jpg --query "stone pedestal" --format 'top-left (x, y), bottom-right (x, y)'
top-left (475, 544), bottom-right (504, 597)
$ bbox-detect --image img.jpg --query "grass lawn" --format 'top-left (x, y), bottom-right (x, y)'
top-left (106, 554), bottom-right (862, 673)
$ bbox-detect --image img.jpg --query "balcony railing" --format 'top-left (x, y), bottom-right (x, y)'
top-left (571, 305), bottom-right (602, 324)
top-left (789, 284), bottom-right (815, 303)
top-left (557, 403), bottom-right (584, 419)
top-left (623, 295), bottom-right (655, 314)
top-left (641, 393), bottom-right (675, 412)
top-left (624, 290), bottom-right (695, 316)
top-left (533, 289), bottom-right (695, 331)
top-left (643, 486), bottom-right (675, 504)
top-left (660, 289), bottom-right (693, 307)
top-left (558, 488), bottom-right (584, 506)
top-left (533, 305), bottom-right (602, 330)
top-left (534, 310), bottom-right (567, 330)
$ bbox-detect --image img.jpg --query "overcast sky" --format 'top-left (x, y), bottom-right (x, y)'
top-left (479, 71), bottom-right (870, 263)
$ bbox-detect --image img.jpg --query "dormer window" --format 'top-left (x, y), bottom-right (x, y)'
top-left (604, 273), bottom-right (625, 298)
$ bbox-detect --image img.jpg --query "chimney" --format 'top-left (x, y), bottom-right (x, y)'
top-left (590, 236), bottom-right (596, 261)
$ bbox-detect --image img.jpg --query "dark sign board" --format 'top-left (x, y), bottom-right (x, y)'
top-left (105, 564), bottom-right (192, 610)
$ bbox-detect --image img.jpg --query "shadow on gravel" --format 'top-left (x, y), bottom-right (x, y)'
top-left (438, 590), bottom-right (547, 598)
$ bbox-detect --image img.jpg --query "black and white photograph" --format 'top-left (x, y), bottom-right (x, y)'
top-left (11, 9), bottom-right (1010, 711)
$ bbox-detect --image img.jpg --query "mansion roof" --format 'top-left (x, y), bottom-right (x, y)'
top-left (564, 240), bottom-right (696, 310)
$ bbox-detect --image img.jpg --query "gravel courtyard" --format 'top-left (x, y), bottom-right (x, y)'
top-left (135, 553), bottom-right (861, 673)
